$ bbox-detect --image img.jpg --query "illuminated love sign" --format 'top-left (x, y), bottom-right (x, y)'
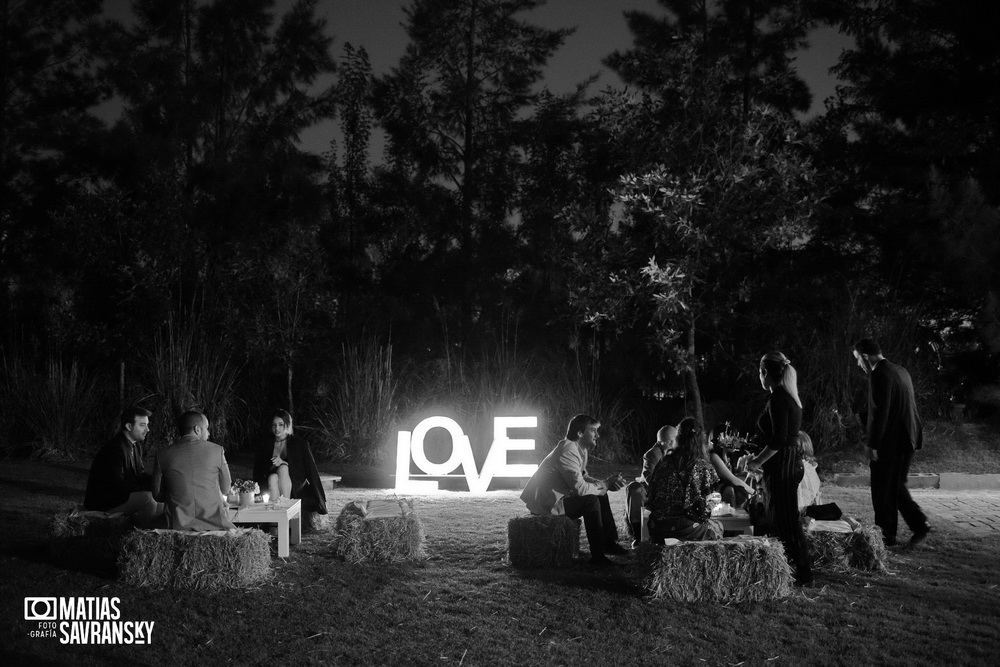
top-left (395, 416), bottom-right (539, 492)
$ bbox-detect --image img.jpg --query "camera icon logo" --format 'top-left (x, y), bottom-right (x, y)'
top-left (24, 597), bottom-right (58, 621)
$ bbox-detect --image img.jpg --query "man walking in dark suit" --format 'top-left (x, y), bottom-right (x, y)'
top-left (853, 338), bottom-right (931, 547)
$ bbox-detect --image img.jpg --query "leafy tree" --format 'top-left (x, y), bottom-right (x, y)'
top-left (332, 43), bottom-right (373, 229)
top-left (0, 0), bottom-right (106, 215)
top-left (224, 223), bottom-right (337, 415)
top-left (97, 0), bottom-right (336, 247)
top-left (605, 0), bottom-right (829, 116)
top-left (0, 0), bottom-right (108, 342)
top-left (574, 40), bottom-right (823, 426)
top-left (825, 0), bottom-right (1000, 357)
top-left (832, 0), bottom-right (1000, 199)
top-left (510, 88), bottom-right (595, 340)
top-left (373, 0), bottom-right (572, 349)
top-left (324, 43), bottom-right (375, 332)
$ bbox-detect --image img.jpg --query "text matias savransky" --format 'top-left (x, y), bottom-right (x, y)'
top-left (24, 596), bottom-right (154, 645)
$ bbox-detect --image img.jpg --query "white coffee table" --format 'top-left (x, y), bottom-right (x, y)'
top-left (228, 498), bottom-right (302, 557)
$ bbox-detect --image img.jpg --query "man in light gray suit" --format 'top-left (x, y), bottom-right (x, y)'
top-left (152, 410), bottom-right (235, 531)
top-left (520, 414), bottom-right (626, 566)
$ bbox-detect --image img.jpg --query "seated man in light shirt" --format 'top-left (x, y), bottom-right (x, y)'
top-left (520, 414), bottom-right (627, 567)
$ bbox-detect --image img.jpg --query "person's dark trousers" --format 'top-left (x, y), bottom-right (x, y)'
top-left (870, 448), bottom-right (928, 545)
top-left (764, 455), bottom-right (813, 584)
top-left (623, 481), bottom-right (646, 539)
top-left (563, 494), bottom-right (619, 556)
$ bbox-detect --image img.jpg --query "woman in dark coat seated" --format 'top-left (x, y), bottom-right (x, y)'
top-left (644, 417), bottom-right (723, 542)
top-left (253, 409), bottom-right (327, 515)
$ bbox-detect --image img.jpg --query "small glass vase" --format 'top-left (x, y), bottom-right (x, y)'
top-left (239, 491), bottom-right (254, 508)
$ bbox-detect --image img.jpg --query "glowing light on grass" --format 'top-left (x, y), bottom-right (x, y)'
top-left (395, 416), bottom-right (538, 493)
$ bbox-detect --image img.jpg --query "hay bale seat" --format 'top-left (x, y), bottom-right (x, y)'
top-left (333, 499), bottom-right (427, 564)
top-left (806, 519), bottom-right (888, 573)
top-left (507, 515), bottom-right (581, 568)
top-left (119, 528), bottom-right (271, 590)
top-left (48, 507), bottom-right (133, 564)
top-left (646, 537), bottom-right (794, 603)
top-left (303, 510), bottom-right (331, 534)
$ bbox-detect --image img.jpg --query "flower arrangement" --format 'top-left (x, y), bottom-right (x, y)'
top-left (232, 479), bottom-right (259, 495)
top-left (715, 422), bottom-right (751, 452)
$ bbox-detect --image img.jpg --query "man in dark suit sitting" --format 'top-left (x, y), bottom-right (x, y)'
top-left (853, 338), bottom-right (931, 547)
top-left (84, 406), bottom-right (163, 526)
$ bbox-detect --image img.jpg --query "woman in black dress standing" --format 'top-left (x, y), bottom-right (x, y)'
top-left (745, 351), bottom-right (813, 586)
top-left (252, 409), bottom-right (327, 515)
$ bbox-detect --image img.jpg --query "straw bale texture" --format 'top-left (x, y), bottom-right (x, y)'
top-left (119, 528), bottom-right (271, 589)
top-left (507, 515), bottom-right (581, 568)
top-left (647, 538), bottom-right (793, 603)
top-left (333, 499), bottom-right (427, 564)
top-left (303, 510), bottom-right (331, 534)
top-left (805, 522), bottom-right (888, 573)
top-left (48, 508), bottom-right (133, 563)
top-left (807, 531), bottom-right (851, 570)
top-left (846, 523), bottom-right (889, 573)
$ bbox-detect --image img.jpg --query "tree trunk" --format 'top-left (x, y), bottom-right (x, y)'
top-left (120, 360), bottom-right (125, 412)
top-left (684, 318), bottom-right (705, 427)
top-left (742, 0), bottom-right (756, 122)
top-left (458, 0), bottom-right (478, 354)
top-left (184, 0), bottom-right (193, 173)
top-left (287, 363), bottom-right (294, 416)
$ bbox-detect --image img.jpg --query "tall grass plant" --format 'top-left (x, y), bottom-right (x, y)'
top-left (0, 352), bottom-right (107, 459)
top-left (145, 317), bottom-right (242, 448)
top-left (310, 339), bottom-right (399, 463)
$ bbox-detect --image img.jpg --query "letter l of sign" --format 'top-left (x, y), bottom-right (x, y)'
top-left (395, 430), bottom-right (438, 492)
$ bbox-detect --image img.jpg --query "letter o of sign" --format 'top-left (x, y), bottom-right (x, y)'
top-left (409, 416), bottom-right (470, 476)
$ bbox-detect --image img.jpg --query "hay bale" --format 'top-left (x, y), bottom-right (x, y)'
top-left (507, 515), bottom-right (581, 568)
top-left (303, 510), bottom-right (331, 534)
top-left (50, 508), bottom-right (132, 538)
top-left (805, 520), bottom-right (888, 573)
top-left (119, 528), bottom-right (271, 589)
top-left (48, 508), bottom-right (133, 564)
top-left (647, 538), bottom-right (794, 603)
top-left (333, 499), bottom-right (427, 564)
top-left (336, 501), bottom-right (368, 532)
top-left (807, 531), bottom-right (851, 570)
top-left (847, 523), bottom-right (888, 573)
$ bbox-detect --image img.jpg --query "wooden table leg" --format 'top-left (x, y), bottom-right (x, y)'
top-left (277, 515), bottom-right (289, 557)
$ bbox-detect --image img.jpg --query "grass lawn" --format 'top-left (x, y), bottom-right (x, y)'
top-left (2, 437), bottom-right (1000, 666)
